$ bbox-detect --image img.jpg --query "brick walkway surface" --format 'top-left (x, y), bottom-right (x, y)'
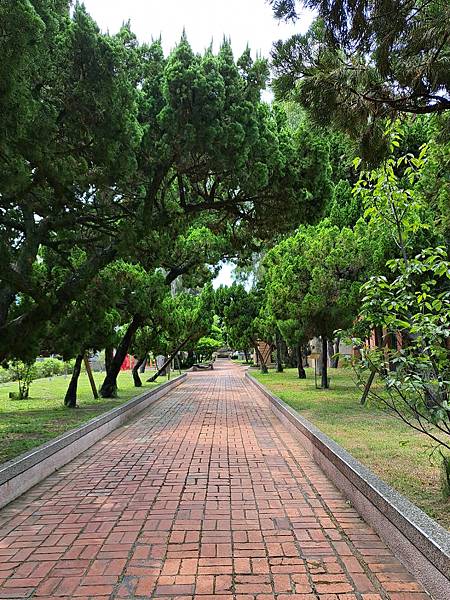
top-left (0, 361), bottom-right (430, 600)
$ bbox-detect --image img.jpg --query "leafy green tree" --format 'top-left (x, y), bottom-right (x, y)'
top-left (356, 248), bottom-right (450, 491)
top-left (146, 285), bottom-right (216, 381)
top-left (98, 264), bottom-right (168, 397)
top-left (215, 284), bottom-right (269, 372)
top-left (270, 0), bottom-right (450, 152)
top-left (8, 361), bottom-right (36, 400)
top-left (264, 221), bottom-right (370, 387)
top-left (0, 2), bottom-right (142, 349)
top-left (1, 12), bottom-right (330, 360)
top-left (194, 337), bottom-right (222, 362)
top-left (352, 128), bottom-right (450, 489)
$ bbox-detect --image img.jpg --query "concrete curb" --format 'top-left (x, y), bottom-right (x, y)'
top-left (0, 373), bottom-right (187, 509)
top-left (246, 372), bottom-right (450, 600)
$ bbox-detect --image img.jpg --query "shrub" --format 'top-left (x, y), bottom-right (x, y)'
top-left (35, 358), bottom-right (65, 378)
top-left (8, 362), bottom-right (37, 399)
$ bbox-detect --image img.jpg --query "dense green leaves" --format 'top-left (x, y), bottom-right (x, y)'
top-left (0, 2), bottom-right (332, 362)
top-left (270, 1), bottom-right (450, 154)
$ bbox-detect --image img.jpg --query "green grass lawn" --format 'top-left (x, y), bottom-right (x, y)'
top-left (252, 366), bottom-right (450, 530)
top-left (0, 369), bottom-right (162, 465)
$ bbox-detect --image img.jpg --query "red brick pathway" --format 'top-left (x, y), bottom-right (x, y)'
top-left (0, 361), bottom-right (430, 599)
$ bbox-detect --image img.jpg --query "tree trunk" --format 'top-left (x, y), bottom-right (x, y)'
top-left (321, 336), bottom-right (329, 389)
top-left (139, 358), bottom-right (147, 373)
top-left (286, 345), bottom-right (297, 368)
top-left (297, 344), bottom-right (306, 379)
top-left (100, 315), bottom-right (142, 398)
top-left (64, 353), bottom-right (84, 408)
top-left (303, 344), bottom-right (310, 367)
top-left (275, 329), bottom-right (283, 373)
top-left (243, 349), bottom-right (250, 363)
top-left (105, 345), bottom-right (114, 374)
top-left (84, 354), bottom-right (99, 398)
top-left (360, 369), bottom-right (376, 405)
top-left (254, 341), bottom-right (268, 374)
top-left (147, 337), bottom-right (192, 382)
top-left (132, 356), bottom-right (146, 387)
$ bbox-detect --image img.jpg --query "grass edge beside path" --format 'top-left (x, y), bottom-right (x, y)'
top-left (0, 371), bottom-right (162, 465)
top-left (252, 367), bottom-right (450, 531)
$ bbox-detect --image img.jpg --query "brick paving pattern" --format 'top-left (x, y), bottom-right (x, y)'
top-left (0, 361), bottom-right (430, 599)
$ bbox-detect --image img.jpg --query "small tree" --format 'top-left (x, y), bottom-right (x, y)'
top-left (356, 247), bottom-right (450, 492)
top-left (353, 125), bottom-right (450, 492)
top-left (195, 337), bottom-right (222, 362)
top-left (8, 361), bottom-right (36, 400)
top-left (263, 222), bottom-right (367, 387)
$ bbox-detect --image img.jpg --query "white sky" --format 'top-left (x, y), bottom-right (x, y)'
top-left (82, 0), bottom-right (313, 59)
top-left (81, 1), bottom-right (313, 287)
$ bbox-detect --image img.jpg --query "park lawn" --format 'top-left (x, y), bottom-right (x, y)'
top-left (0, 370), bottom-right (161, 465)
top-left (252, 366), bottom-right (450, 530)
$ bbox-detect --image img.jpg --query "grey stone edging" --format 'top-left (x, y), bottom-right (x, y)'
top-left (0, 373), bottom-right (186, 505)
top-left (245, 371), bottom-right (450, 584)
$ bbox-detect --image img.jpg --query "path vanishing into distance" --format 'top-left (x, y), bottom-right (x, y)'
top-left (0, 361), bottom-right (429, 599)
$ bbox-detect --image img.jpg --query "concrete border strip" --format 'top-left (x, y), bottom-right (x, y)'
top-left (246, 371), bottom-right (450, 600)
top-left (0, 373), bottom-right (187, 509)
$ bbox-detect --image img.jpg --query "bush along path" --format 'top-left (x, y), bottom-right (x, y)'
top-left (0, 362), bottom-right (430, 599)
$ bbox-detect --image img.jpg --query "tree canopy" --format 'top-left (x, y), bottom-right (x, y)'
top-left (0, 1), bottom-right (331, 363)
top-left (270, 1), bottom-right (450, 153)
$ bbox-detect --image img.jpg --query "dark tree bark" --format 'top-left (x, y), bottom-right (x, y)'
top-left (360, 369), bottom-right (376, 405)
top-left (139, 358), bottom-right (147, 373)
top-left (105, 345), bottom-right (114, 374)
top-left (321, 336), bottom-right (329, 389)
top-left (275, 329), bottom-right (284, 373)
top-left (132, 356), bottom-right (146, 387)
top-left (147, 337), bottom-right (192, 382)
top-left (64, 353), bottom-right (84, 408)
top-left (100, 315), bottom-right (142, 398)
top-left (287, 346), bottom-right (298, 369)
top-left (303, 344), bottom-right (310, 367)
top-left (297, 344), bottom-right (306, 379)
top-left (243, 349), bottom-right (250, 363)
top-left (254, 341), bottom-right (268, 374)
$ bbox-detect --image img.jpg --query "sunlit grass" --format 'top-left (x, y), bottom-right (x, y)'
top-left (0, 369), bottom-right (161, 464)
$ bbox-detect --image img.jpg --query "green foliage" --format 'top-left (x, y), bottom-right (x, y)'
top-left (353, 122), bottom-right (437, 260)
top-left (356, 247), bottom-right (450, 461)
top-left (327, 180), bottom-right (362, 229)
top-left (215, 284), bottom-right (262, 351)
top-left (0, 357), bottom-right (73, 386)
top-left (350, 132), bottom-right (450, 489)
top-left (270, 0), bottom-right (450, 154)
top-left (34, 358), bottom-right (65, 379)
top-left (8, 361), bottom-right (36, 400)
top-left (0, 4), bottom-right (331, 361)
top-left (263, 220), bottom-right (370, 341)
top-left (194, 337), bottom-right (222, 361)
